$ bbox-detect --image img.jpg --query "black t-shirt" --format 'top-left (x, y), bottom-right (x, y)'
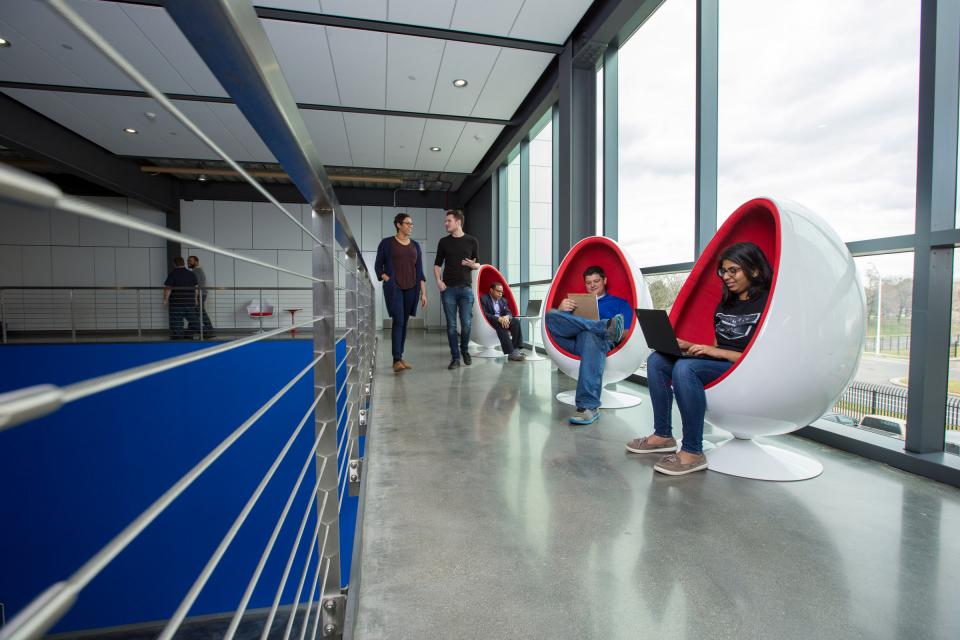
top-left (434, 234), bottom-right (479, 287)
top-left (164, 267), bottom-right (198, 304)
top-left (714, 290), bottom-right (768, 352)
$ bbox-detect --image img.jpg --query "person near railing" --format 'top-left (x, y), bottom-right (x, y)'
top-left (188, 255), bottom-right (215, 338)
top-left (625, 242), bottom-right (772, 476)
top-left (480, 281), bottom-right (526, 362)
top-left (434, 210), bottom-right (480, 370)
top-left (375, 213), bottom-right (427, 372)
top-left (162, 256), bottom-right (199, 339)
top-left (544, 265), bottom-right (631, 425)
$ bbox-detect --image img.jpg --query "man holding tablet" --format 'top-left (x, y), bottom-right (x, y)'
top-left (544, 265), bottom-right (632, 425)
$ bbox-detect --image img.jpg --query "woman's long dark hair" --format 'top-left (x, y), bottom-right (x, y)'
top-left (717, 242), bottom-right (772, 307)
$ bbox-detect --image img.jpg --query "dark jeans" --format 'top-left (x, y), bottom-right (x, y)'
top-left (544, 310), bottom-right (613, 410)
top-left (168, 301), bottom-right (198, 339)
top-left (493, 318), bottom-right (523, 354)
top-left (647, 351), bottom-right (732, 454)
top-left (441, 286), bottom-right (474, 360)
top-left (198, 292), bottom-right (214, 334)
top-left (390, 286), bottom-right (420, 362)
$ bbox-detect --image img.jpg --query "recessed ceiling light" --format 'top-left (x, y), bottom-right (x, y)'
top-left (197, 174), bottom-right (208, 182)
top-left (0, 38), bottom-right (11, 48)
top-left (430, 146), bottom-right (441, 152)
top-left (61, 43), bottom-right (73, 51)
top-left (452, 79), bottom-right (468, 88)
top-left (123, 127), bottom-right (138, 134)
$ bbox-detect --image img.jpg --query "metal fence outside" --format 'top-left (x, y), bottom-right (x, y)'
top-left (832, 380), bottom-right (960, 429)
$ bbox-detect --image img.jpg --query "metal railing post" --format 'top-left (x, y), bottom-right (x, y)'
top-left (136, 288), bottom-right (142, 339)
top-left (69, 289), bottom-right (76, 342)
top-left (345, 250), bottom-right (361, 494)
top-left (258, 288), bottom-right (264, 334)
top-left (312, 205), bottom-right (343, 607)
top-left (1, 289), bottom-right (6, 344)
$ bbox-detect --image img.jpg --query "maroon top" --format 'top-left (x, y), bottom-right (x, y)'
top-left (391, 237), bottom-right (418, 289)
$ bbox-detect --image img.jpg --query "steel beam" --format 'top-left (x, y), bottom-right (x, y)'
top-left (0, 93), bottom-right (178, 213)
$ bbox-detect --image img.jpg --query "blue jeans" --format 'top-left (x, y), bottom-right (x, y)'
top-left (390, 286), bottom-right (420, 362)
top-left (441, 286), bottom-right (474, 359)
top-left (544, 310), bottom-right (613, 410)
top-left (647, 351), bottom-right (732, 454)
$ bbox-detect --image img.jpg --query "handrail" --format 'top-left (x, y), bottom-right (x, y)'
top-left (0, 286), bottom-right (315, 291)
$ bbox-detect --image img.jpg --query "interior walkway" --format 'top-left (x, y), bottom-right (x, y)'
top-left (353, 331), bottom-right (960, 640)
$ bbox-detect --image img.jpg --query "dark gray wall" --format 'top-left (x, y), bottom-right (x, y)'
top-left (464, 176), bottom-right (495, 264)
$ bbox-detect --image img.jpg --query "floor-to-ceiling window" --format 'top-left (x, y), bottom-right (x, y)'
top-left (617, 0), bottom-right (695, 270)
top-left (505, 148), bottom-right (521, 285)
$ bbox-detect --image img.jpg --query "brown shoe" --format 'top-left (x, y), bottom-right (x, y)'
top-left (625, 435), bottom-right (678, 454)
top-left (400, 360), bottom-right (413, 369)
top-left (653, 452), bottom-right (708, 476)
top-left (393, 361), bottom-right (405, 373)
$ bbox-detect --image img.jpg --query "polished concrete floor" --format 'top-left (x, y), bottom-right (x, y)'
top-left (352, 331), bottom-right (960, 640)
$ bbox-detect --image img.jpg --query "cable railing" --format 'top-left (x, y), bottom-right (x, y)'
top-left (0, 286), bottom-right (321, 342)
top-left (0, 3), bottom-right (377, 640)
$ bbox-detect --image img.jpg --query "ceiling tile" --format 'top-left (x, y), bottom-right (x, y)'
top-left (118, 4), bottom-right (227, 96)
top-left (509, 0), bottom-right (593, 44)
top-left (300, 110), bottom-right (354, 166)
top-left (384, 116), bottom-right (426, 170)
top-left (254, 0), bottom-right (322, 10)
top-left (386, 0), bottom-right (456, 29)
top-left (200, 103), bottom-right (276, 161)
top-left (415, 119), bottom-right (464, 172)
top-left (327, 26), bottom-right (386, 109)
top-left (471, 49), bottom-right (552, 119)
top-left (445, 122), bottom-right (503, 173)
top-left (429, 41), bottom-right (499, 116)
top-left (263, 19), bottom-right (340, 105)
top-left (449, 0), bottom-right (522, 38)
top-left (319, 0), bottom-right (387, 21)
top-left (385, 34), bottom-right (444, 114)
top-left (0, 14), bottom-right (88, 87)
top-left (343, 113), bottom-right (385, 168)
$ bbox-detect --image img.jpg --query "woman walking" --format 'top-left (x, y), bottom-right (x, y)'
top-left (375, 213), bottom-right (428, 372)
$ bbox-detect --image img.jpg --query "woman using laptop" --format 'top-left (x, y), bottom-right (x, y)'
top-left (625, 242), bottom-right (772, 475)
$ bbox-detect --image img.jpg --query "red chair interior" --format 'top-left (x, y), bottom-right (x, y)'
top-left (669, 198), bottom-right (781, 388)
top-left (545, 236), bottom-right (638, 360)
top-left (478, 266), bottom-right (518, 328)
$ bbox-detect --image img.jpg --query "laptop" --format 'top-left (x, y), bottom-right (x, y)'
top-left (567, 293), bottom-right (600, 321)
top-left (635, 309), bottom-right (685, 356)
top-left (517, 299), bottom-right (542, 319)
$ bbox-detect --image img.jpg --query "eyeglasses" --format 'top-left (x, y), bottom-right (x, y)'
top-left (716, 266), bottom-right (743, 278)
top-left (401, 221), bottom-right (414, 226)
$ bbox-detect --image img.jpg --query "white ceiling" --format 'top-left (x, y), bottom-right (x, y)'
top-left (0, 0), bottom-right (592, 174)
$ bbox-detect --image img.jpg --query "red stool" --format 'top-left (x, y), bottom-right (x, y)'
top-left (285, 308), bottom-right (303, 335)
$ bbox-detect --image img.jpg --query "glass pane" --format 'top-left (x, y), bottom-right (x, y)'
top-left (717, 1), bottom-right (920, 240)
top-left (946, 251), bottom-right (960, 455)
top-left (596, 65), bottom-right (605, 236)
top-left (826, 253), bottom-right (914, 441)
top-left (643, 272), bottom-right (690, 311)
top-left (529, 119), bottom-right (553, 282)
top-left (617, 0), bottom-right (695, 265)
top-left (506, 151), bottom-right (521, 283)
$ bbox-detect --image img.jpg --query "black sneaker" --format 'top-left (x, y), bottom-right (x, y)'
top-left (462, 352), bottom-right (472, 365)
top-left (448, 359), bottom-right (460, 369)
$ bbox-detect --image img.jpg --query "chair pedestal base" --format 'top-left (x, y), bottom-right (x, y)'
top-left (524, 350), bottom-right (546, 361)
top-left (705, 437), bottom-right (823, 481)
top-left (470, 346), bottom-right (502, 358)
top-left (555, 388), bottom-right (642, 409)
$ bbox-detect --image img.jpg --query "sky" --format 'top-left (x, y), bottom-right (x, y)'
top-left (616, 0), bottom-right (925, 279)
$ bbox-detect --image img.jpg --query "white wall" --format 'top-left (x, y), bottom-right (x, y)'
top-left (0, 196), bottom-right (452, 332)
top-left (0, 196), bottom-right (168, 330)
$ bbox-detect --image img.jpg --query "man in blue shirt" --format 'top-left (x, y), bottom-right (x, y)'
top-left (544, 265), bottom-right (631, 424)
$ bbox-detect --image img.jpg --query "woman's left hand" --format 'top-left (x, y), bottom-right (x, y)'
top-left (420, 293), bottom-right (428, 308)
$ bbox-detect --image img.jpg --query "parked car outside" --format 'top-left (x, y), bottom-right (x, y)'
top-left (859, 414), bottom-right (907, 439)
top-left (820, 411), bottom-right (859, 427)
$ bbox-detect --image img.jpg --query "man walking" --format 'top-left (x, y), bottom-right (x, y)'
top-left (479, 282), bottom-right (525, 361)
top-left (163, 257), bottom-right (198, 339)
top-left (434, 210), bottom-right (480, 369)
top-left (188, 255), bottom-right (215, 338)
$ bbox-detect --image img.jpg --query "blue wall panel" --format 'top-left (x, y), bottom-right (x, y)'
top-left (0, 338), bottom-right (357, 633)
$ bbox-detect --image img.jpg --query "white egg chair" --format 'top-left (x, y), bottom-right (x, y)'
top-left (541, 236), bottom-right (653, 408)
top-left (671, 197), bottom-right (866, 481)
top-left (470, 265), bottom-right (521, 358)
